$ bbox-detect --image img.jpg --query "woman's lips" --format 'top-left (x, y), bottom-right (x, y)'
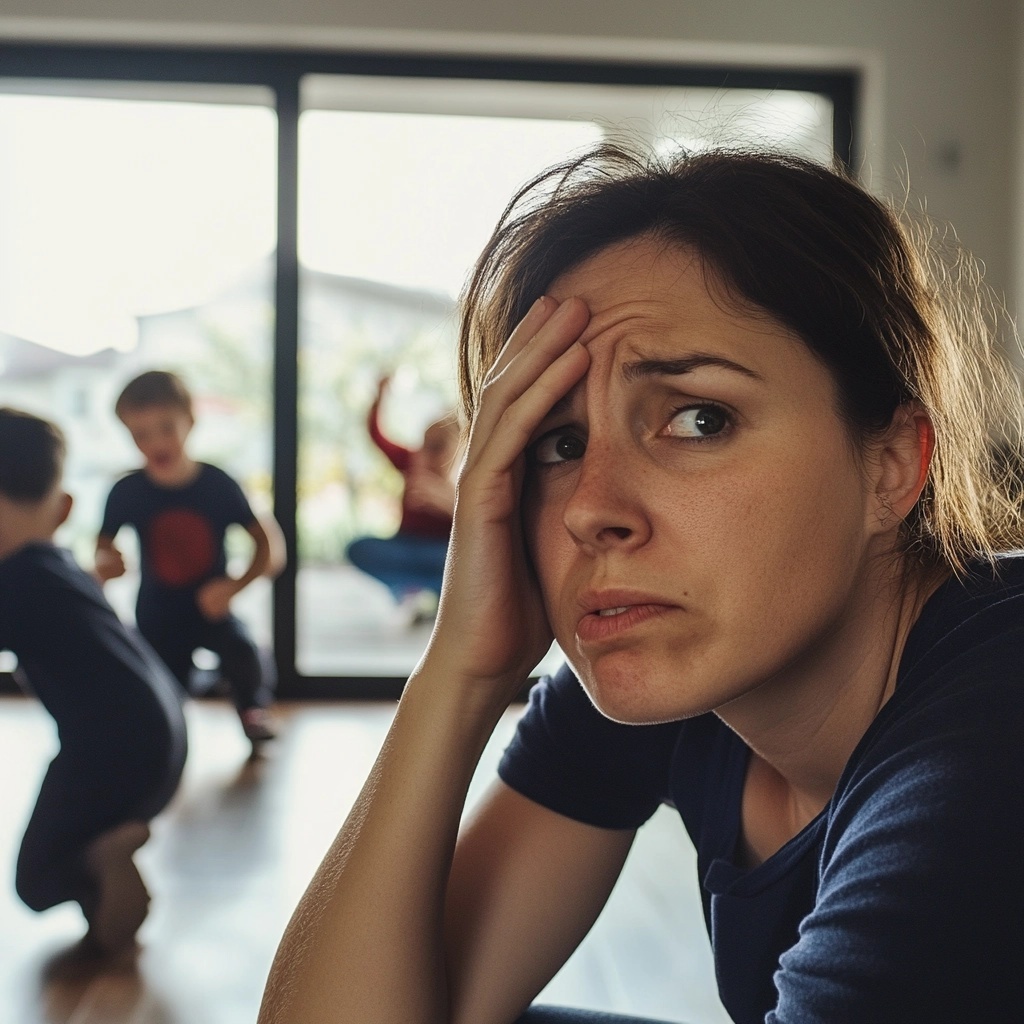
top-left (575, 602), bottom-right (674, 644)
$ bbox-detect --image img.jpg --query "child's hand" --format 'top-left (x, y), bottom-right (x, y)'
top-left (94, 545), bottom-right (127, 582)
top-left (196, 576), bottom-right (239, 621)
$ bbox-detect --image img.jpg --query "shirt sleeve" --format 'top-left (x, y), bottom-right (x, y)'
top-left (767, 635), bottom-right (1024, 1023)
top-left (214, 468), bottom-right (258, 529)
top-left (98, 476), bottom-right (130, 538)
top-left (367, 398), bottom-right (411, 473)
top-left (498, 661), bottom-right (681, 830)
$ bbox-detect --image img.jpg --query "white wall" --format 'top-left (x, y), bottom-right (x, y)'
top-left (1, 0), bottom-right (1021, 316)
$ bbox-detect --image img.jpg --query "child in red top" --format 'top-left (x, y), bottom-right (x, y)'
top-left (346, 376), bottom-right (458, 620)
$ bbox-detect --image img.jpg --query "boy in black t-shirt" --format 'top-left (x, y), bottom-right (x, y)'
top-left (0, 407), bottom-right (187, 957)
top-left (96, 370), bottom-right (285, 751)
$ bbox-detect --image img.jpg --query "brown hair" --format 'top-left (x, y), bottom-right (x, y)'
top-left (458, 145), bottom-right (1024, 575)
top-left (0, 407), bottom-right (66, 502)
top-left (115, 369), bottom-right (194, 420)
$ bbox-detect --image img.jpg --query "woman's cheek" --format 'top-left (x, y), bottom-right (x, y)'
top-left (522, 482), bottom-right (569, 609)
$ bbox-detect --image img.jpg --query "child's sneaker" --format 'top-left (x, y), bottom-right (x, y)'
top-left (82, 821), bottom-right (151, 955)
top-left (240, 706), bottom-right (278, 747)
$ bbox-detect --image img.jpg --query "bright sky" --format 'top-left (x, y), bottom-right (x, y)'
top-left (0, 94), bottom-right (600, 356)
top-left (0, 95), bottom-right (277, 354)
top-left (0, 88), bottom-right (827, 358)
top-left (298, 110), bottom-right (601, 296)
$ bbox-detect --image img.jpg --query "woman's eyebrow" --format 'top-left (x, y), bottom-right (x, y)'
top-left (622, 354), bottom-right (765, 383)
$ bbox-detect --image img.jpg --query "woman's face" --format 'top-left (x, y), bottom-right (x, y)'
top-left (523, 236), bottom-right (891, 726)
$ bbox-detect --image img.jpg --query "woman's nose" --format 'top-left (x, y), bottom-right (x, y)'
top-left (561, 444), bottom-right (651, 553)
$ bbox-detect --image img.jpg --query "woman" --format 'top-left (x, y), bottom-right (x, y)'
top-left (259, 147), bottom-right (1024, 1024)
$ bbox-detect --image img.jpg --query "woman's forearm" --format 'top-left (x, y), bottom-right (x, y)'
top-left (257, 665), bottom-right (510, 1024)
top-left (260, 295), bottom-right (592, 1024)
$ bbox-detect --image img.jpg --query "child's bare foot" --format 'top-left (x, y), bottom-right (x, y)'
top-left (82, 821), bottom-right (151, 954)
top-left (240, 706), bottom-right (278, 753)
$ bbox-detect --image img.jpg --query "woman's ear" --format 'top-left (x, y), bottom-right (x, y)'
top-left (867, 403), bottom-right (934, 533)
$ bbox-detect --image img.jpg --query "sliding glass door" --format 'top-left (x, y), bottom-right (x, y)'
top-left (294, 75), bottom-right (834, 680)
top-left (0, 45), bottom-right (852, 691)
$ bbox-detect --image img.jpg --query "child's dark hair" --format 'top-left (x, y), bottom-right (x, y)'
top-left (115, 370), bottom-right (194, 420)
top-left (0, 407), bottom-right (66, 502)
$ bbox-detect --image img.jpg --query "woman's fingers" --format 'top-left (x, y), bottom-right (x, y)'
top-left (484, 296), bottom-right (557, 382)
top-left (470, 341), bottom-right (590, 485)
top-left (469, 297), bottom-right (590, 454)
top-left (431, 297), bottom-right (591, 686)
top-left (486, 296), bottom-right (590, 397)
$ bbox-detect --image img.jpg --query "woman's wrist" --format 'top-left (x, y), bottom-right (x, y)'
top-left (404, 650), bottom-right (527, 738)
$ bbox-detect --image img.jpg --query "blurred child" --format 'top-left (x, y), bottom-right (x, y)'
top-left (346, 375), bottom-right (459, 622)
top-left (95, 370), bottom-right (285, 751)
top-left (0, 407), bottom-right (187, 956)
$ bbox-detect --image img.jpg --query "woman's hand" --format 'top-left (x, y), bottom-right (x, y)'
top-left (258, 299), bottom-right (592, 1024)
top-left (426, 295), bottom-right (591, 701)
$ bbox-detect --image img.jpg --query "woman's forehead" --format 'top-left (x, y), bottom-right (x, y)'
top-left (548, 238), bottom-right (804, 374)
top-left (547, 235), bottom-right (702, 302)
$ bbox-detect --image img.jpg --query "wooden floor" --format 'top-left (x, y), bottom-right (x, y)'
top-left (0, 695), bottom-right (730, 1024)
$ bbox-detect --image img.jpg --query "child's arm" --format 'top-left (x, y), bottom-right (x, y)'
top-left (95, 481), bottom-right (130, 584)
top-left (195, 513), bottom-right (285, 621)
top-left (368, 378), bottom-right (412, 473)
top-left (94, 533), bottom-right (127, 583)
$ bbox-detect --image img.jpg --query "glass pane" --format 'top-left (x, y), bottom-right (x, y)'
top-left (0, 85), bottom-right (277, 667)
top-left (297, 100), bottom-right (601, 677)
top-left (296, 76), bottom-right (835, 679)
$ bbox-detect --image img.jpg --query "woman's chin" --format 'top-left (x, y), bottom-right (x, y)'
top-left (569, 650), bottom-right (683, 726)
top-left (569, 640), bottom-right (734, 725)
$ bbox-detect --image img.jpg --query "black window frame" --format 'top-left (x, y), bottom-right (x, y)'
top-left (0, 41), bottom-right (858, 698)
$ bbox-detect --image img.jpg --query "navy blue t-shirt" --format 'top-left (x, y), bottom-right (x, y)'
top-left (99, 463), bottom-right (255, 614)
top-left (499, 557), bottom-right (1024, 1024)
top-left (0, 542), bottom-right (186, 770)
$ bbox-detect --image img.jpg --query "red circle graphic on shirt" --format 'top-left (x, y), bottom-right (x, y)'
top-left (149, 508), bottom-right (216, 586)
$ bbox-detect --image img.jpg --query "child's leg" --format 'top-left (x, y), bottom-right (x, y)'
top-left (346, 534), bottom-right (449, 600)
top-left (390, 535), bottom-right (449, 595)
top-left (199, 615), bottom-right (272, 713)
top-left (346, 535), bottom-right (408, 599)
top-left (135, 610), bottom-right (197, 694)
top-left (199, 615), bottom-right (276, 746)
top-left (15, 753), bottom-right (96, 913)
top-left (16, 753), bottom-right (150, 941)
top-left (81, 821), bottom-right (151, 953)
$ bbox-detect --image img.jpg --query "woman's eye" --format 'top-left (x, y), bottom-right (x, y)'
top-left (666, 405), bottom-right (729, 439)
top-left (532, 431), bottom-right (586, 465)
